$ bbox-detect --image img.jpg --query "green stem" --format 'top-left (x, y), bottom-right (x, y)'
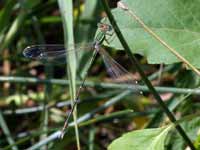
top-left (3, 91), bottom-right (118, 115)
top-left (0, 76), bottom-right (200, 95)
top-left (100, 0), bottom-right (195, 149)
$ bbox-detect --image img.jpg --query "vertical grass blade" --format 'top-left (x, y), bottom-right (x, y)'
top-left (89, 127), bottom-right (96, 150)
top-left (0, 10), bottom-right (26, 51)
top-left (0, 0), bottom-right (16, 34)
top-left (57, 0), bottom-right (80, 149)
top-left (0, 111), bottom-right (18, 150)
top-left (76, 0), bottom-right (100, 78)
top-left (0, 0), bottom-right (39, 51)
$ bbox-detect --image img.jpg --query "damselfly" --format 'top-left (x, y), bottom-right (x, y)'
top-left (23, 23), bottom-right (141, 138)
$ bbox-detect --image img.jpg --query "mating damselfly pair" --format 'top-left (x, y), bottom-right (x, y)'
top-left (23, 23), bottom-right (142, 138)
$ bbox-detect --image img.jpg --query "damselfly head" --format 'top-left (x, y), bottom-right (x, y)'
top-left (97, 23), bottom-right (112, 32)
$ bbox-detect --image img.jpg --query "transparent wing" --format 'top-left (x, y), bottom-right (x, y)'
top-left (23, 43), bottom-right (94, 62)
top-left (99, 47), bottom-right (141, 92)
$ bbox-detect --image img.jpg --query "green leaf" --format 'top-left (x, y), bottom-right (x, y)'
top-left (103, 0), bottom-right (200, 68)
top-left (108, 126), bottom-right (173, 150)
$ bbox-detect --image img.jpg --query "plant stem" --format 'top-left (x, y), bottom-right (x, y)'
top-left (100, 0), bottom-right (195, 149)
top-left (0, 76), bottom-right (200, 95)
top-left (58, 0), bottom-right (80, 148)
top-left (3, 91), bottom-right (118, 115)
top-left (0, 111), bottom-right (18, 150)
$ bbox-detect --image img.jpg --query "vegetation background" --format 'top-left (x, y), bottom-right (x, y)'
top-left (0, 0), bottom-right (200, 150)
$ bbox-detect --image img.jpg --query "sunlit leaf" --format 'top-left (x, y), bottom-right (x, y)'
top-left (108, 126), bottom-right (173, 150)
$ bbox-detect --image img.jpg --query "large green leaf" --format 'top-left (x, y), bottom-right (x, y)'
top-left (103, 0), bottom-right (200, 68)
top-left (108, 126), bottom-right (172, 150)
